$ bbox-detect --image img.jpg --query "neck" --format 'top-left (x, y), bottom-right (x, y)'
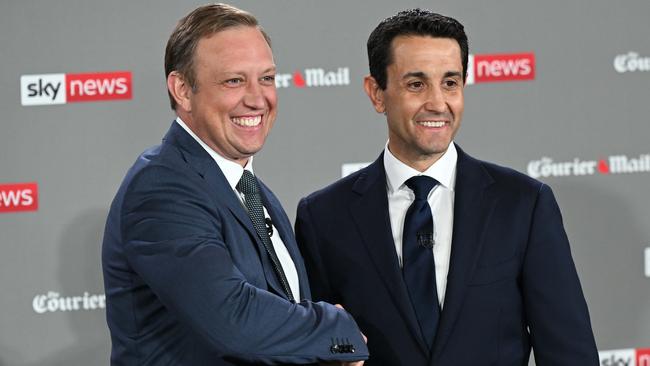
top-left (388, 147), bottom-right (445, 172)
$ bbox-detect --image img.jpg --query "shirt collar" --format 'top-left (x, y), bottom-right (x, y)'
top-left (383, 141), bottom-right (458, 194)
top-left (175, 117), bottom-right (253, 191)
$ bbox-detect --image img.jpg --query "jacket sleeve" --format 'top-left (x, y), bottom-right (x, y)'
top-left (120, 165), bottom-right (368, 364)
top-left (294, 196), bottom-right (340, 304)
top-left (522, 184), bottom-right (599, 365)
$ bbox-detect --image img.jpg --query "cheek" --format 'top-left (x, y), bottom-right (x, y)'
top-left (265, 90), bottom-right (278, 109)
top-left (403, 103), bottom-right (426, 123)
top-left (451, 93), bottom-right (464, 115)
top-left (210, 89), bottom-right (245, 113)
top-left (452, 103), bottom-right (464, 120)
top-left (387, 95), bottom-right (412, 115)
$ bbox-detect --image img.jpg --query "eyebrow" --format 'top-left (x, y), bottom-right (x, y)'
top-left (220, 66), bottom-right (277, 77)
top-left (402, 70), bottom-right (462, 80)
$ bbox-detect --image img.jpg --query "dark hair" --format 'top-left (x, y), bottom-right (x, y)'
top-left (367, 9), bottom-right (468, 89)
top-left (164, 3), bottom-right (271, 110)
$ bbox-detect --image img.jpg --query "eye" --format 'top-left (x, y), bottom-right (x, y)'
top-left (261, 75), bottom-right (276, 85)
top-left (407, 80), bottom-right (425, 91)
top-left (443, 79), bottom-right (459, 89)
top-left (224, 78), bottom-right (244, 86)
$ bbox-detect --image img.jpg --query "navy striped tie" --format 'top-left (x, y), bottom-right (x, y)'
top-left (403, 175), bottom-right (440, 350)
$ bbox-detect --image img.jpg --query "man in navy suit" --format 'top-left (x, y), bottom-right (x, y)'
top-left (102, 4), bottom-right (367, 365)
top-left (295, 9), bottom-right (598, 366)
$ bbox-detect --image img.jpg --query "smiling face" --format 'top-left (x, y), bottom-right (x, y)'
top-left (365, 35), bottom-right (464, 171)
top-left (170, 26), bottom-right (277, 166)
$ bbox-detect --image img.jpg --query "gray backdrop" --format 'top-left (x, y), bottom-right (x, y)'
top-left (2, 1), bottom-right (649, 365)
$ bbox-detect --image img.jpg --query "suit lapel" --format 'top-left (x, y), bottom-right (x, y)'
top-left (163, 122), bottom-right (288, 299)
top-left (349, 155), bottom-right (430, 355)
top-left (431, 147), bottom-right (497, 360)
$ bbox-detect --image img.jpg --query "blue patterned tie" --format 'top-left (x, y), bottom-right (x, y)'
top-left (237, 170), bottom-right (294, 301)
top-left (403, 175), bottom-right (440, 350)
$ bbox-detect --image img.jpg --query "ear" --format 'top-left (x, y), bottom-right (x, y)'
top-left (363, 75), bottom-right (385, 114)
top-left (167, 71), bottom-right (193, 112)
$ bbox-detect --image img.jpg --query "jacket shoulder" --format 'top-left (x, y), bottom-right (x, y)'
top-left (469, 153), bottom-right (547, 197)
top-left (301, 162), bottom-right (374, 206)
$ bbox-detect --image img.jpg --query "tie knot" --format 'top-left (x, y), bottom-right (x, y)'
top-left (405, 176), bottom-right (438, 200)
top-left (237, 170), bottom-right (259, 194)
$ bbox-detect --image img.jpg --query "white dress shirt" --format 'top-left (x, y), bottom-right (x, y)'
top-left (176, 117), bottom-right (300, 302)
top-left (383, 142), bottom-right (457, 307)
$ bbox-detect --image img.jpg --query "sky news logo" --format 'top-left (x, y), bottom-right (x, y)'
top-left (466, 52), bottom-right (535, 84)
top-left (0, 182), bottom-right (38, 213)
top-left (20, 71), bottom-right (132, 106)
top-left (276, 67), bottom-right (349, 89)
top-left (527, 153), bottom-right (650, 179)
top-left (599, 348), bottom-right (650, 366)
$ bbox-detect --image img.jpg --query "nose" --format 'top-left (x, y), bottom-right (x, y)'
top-left (424, 85), bottom-right (447, 113)
top-left (243, 81), bottom-right (267, 110)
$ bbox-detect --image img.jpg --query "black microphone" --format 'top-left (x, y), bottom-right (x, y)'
top-left (416, 231), bottom-right (435, 249)
top-left (265, 217), bottom-right (273, 237)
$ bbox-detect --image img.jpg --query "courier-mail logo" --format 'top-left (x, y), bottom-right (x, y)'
top-left (276, 67), bottom-right (350, 89)
top-left (21, 71), bottom-right (132, 106)
top-left (598, 347), bottom-right (650, 366)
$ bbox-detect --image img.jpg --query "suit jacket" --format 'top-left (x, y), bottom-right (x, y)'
top-left (102, 121), bottom-right (368, 365)
top-left (295, 147), bottom-right (598, 366)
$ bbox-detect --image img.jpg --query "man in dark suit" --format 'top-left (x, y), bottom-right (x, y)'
top-left (295, 9), bottom-right (598, 366)
top-left (102, 4), bottom-right (367, 365)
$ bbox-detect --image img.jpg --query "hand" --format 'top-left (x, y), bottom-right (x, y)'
top-left (335, 304), bottom-right (367, 344)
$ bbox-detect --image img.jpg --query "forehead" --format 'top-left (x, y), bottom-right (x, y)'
top-left (195, 26), bottom-right (274, 68)
top-left (388, 35), bottom-right (462, 73)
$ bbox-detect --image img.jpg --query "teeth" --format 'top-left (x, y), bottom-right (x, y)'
top-left (418, 121), bottom-right (446, 127)
top-left (232, 116), bottom-right (262, 127)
